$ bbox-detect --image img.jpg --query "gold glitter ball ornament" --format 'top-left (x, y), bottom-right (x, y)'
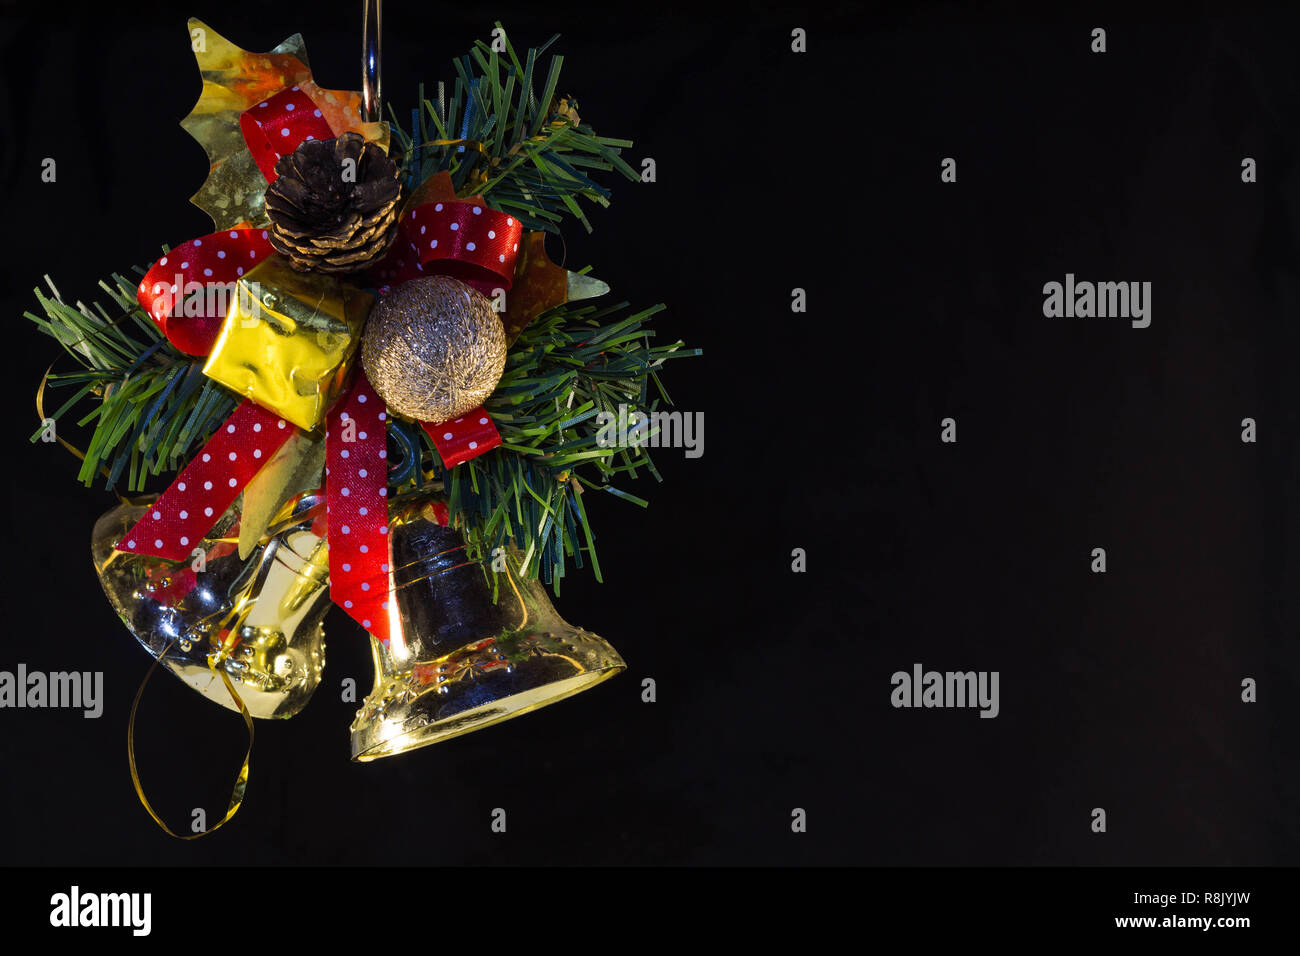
top-left (360, 276), bottom-right (507, 423)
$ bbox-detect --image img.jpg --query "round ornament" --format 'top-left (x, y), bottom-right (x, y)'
top-left (360, 276), bottom-right (507, 422)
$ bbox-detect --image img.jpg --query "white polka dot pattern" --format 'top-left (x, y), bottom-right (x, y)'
top-left (372, 195), bottom-right (524, 293)
top-left (137, 228), bottom-right (274, 356)
top-left (327, 373), bottom-right (393, 645)
top-left (238, 85), bottom-right (335, 183)
top-left (115, 400), bottom-right (296, 560)
top-left (420, 405), bottom-right (502, 467)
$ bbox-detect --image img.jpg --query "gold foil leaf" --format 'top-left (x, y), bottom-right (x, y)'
top-left (238, 429), bottom-right (326, 559)
top-left (181, 18), bottom-right (390, 232)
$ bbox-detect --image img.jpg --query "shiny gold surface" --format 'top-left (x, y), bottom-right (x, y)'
top-left (202, 255), bottom-right (372, 431)
top-left (350, 495), bottom-right (626, 760)
top-left (181, 18), bottom-right (390, 230)
top-left (92, 493), bottom-right (331, 719)
top-left (238, 429), bottom-right (325, 559)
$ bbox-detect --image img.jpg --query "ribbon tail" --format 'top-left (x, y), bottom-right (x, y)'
top-left (421, 407), bottom-right (501, 468)
top-left (116, 400), bottom-right (296, 559)
top-left (326, 372), bottom-right (393, 645)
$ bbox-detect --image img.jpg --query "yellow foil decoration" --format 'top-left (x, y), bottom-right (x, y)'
top-left (181, 18), bottom-right (391, 231)
top-left (237, 428), bottom-right (326, 559)
top-left (203, 256), bottom-right (373, 431)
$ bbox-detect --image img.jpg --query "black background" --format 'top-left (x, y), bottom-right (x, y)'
top-left (1, 0), bottom-right (1298, 867)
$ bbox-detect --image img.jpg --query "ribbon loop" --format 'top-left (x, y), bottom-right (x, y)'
top-left (375, 199), bottom-right (523, 293)
top-left (239, 85), bottom-right (336, 182)
top-left (127, 638), bottom-right (255, 840)
top-left (137, 228), bottom-right (275, 356)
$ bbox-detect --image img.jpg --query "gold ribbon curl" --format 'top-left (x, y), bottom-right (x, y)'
top-left (126, 585), bottom-right (263, 839)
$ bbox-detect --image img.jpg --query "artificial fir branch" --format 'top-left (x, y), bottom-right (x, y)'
top-left (387, 23), bottom-right (639, 233)
top-left (26, 270), bottom-right (235, 491)
top-left (27, 269), bottom-right (699, 588)
top-left (405, 301), bottom-right (701, 590)
top-left (25, 25), bottom-right (686, 582)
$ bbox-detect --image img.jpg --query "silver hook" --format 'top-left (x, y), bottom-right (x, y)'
top-left (361, 0), bottom-right (382, 122)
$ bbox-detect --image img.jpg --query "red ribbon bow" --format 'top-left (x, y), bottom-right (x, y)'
top-left (375, 199), bottom-right (523, 294)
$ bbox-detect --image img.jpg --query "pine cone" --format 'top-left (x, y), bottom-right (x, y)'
top-left (264, 132), bottom-right (401, 274)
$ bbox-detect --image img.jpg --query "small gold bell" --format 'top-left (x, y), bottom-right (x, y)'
top-left (350, 494), bottom-right (626, 760)
top-left (91, 493), bottom-right (331, 719)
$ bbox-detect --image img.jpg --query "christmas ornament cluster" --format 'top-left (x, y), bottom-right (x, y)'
top-left (26, 17), bottom-right (696, 835)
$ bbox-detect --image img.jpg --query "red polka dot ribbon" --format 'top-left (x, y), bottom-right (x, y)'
top-left (239, 86), bottom-right (336, 183)
top-left (373, 199), bottom-right (523, 295)
top-left (137, 228), bottom-right (275, 356)
top-left (326, 372), bottom-right (393, 645)
top-left (421, 407), bottom-right (502, 468)
top-left (116, 401), bottom-right (295, 560)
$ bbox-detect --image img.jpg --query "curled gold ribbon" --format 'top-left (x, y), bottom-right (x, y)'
top-left (413, 127), bottom-right (572, 164)
top-left (126, 637), bottom-right (255, 840)
top-left (417, 137), bottom-right (490, 155)
top-left (127, 540), bottom-right (277, 839)
top-left (36, 365), bottom-right (135, 504)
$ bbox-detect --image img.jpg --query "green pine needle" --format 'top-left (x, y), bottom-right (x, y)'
top-left (387, 22), bottom-right (639, 235)
top-left (26, 271), bottom-right (235, 492)
top-left (398, 300), bottom-right (700, 589)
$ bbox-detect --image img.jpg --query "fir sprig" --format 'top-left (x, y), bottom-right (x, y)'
top-left (401, 300), bottom-right (700, 590)
top-left (388, 23), bottom-right (640, 233)
top-left (26, 271), bottom-right (235, 491)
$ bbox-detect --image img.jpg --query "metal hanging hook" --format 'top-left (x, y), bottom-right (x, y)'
top-left (361, 0), bottom-right (382, 122)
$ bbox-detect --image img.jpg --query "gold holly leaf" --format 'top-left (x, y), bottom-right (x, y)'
top-left (181, 18), bottom-right (391, 232)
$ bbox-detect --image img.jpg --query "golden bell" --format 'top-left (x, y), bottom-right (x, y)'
top-left (91, 492), bottom-right (331, 719)
top-left (350, 495), bottom-right (626, 760)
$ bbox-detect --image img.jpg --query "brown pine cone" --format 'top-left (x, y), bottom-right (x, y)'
top-left (263, 132), bottom-right (401, 275)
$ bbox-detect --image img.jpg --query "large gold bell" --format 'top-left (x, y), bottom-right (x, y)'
top-left (91, 493), bottom-right (331, 719)
top-left (350, 495), bottom-right (626, 760)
